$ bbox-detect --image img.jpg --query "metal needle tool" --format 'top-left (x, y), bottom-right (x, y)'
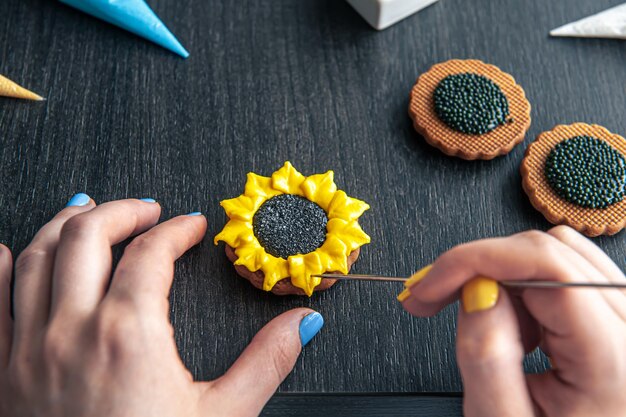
top-left (313, 274), bottom-right (626, 289)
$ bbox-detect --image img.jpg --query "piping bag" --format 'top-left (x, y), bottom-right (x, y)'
top-left (551, 3), bottom-right (626, 40)
top-left (0, 75), bottom-right (44, 101)
top-left (59, 0), bottom-right (189, 57)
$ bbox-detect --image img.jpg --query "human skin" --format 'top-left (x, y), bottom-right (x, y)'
top-left (401, 226), bottom-right (626, 417)
top-left (0, 197), bottom-right (323, 417)
top-left (3, 196), bottom-right (623, 417)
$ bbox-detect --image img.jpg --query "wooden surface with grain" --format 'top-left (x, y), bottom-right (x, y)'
top-left (1, 0), bottom-right (625, 405)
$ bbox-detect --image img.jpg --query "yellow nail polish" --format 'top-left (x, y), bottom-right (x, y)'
top-left (397, 288), bottom-right (412, 302)
top-left (462, 277), bottom-right (499, 313)
top-left (404, 264), bottom-right (433, 288)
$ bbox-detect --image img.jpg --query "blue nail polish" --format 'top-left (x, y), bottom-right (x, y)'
top-left (299, 312), bottom-right (324, 347)
top-left (66, 193), bottom-right (90, 207)
top-left (140, 198), bottom-right (156, 203)
top-left (187, 212), bottom-right (202, 216)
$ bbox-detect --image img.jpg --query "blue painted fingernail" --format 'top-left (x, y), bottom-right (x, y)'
top-left (140, 198), bottom-right (156, 203)
top-left (299, 312), bottom-right (324, 347)
top-left (66, 193), bottom-right (90, 207)
top-left (187, 212), bottom-right (202, 216)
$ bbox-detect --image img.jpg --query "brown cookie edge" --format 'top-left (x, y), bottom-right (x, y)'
top-left (520, 123), bottom-right (626, 237)
top-left (409, 59), bottom-right (532, 160)
top-left (225, 245), bottom-right (361, 296)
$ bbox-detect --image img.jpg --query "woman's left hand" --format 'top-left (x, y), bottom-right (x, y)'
top-left (0, 195), bottom-right (321, 417)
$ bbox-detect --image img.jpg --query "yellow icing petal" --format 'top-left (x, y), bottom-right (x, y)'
top-left (327, 190), bottom-right (370, 221)
top-left (286, 255), bottom-right (307, 294)
top-left (303, 275), bottom-right (323, 296)
top-left (286, 235), bottom-right (350, 296)
top-left (233, 241), bottom-right (270, 272)
top-left (317, 236), bottom-right (349, 273)
top-left (261, 259), bottom-right (290, 291)
top-left (244, 173), bottom-right (282, 199)
top-left (271, 161), bottom-right (305, 195)
top-left (300, 171), bottom-right (337, 210)
top-left (220, 195), bottom-right (264, 222)
top-left (232, 239), bottom-right (290, 291)
top-left (288, 253), bottom-right (323, 296)
top-left (213, 219), bottom-right (255, 247)
top-left (326, 218), bottom-right (371, 252)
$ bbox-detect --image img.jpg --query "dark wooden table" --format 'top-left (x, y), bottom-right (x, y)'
top-left (1, 0), bottom-right (625, 414)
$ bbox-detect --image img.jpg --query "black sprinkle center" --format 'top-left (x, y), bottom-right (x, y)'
top-left (545, 136), bottom-right (626, 209)
top-left (433, 73), bottom-right (510, 135)
top-left (253, 194), bottom-right (328, 259)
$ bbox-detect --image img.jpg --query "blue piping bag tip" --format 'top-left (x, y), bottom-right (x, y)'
top-left (169, 39), bottom-right (189, 59)
top-left (59, 0), bottom-right (189, 58)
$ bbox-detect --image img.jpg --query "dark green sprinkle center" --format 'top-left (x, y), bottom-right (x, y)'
top-left (253, 194), bottom-right (328, 259)
top-left (545, 136), bottom-right (626, 209)
top-left (433, 73), bottom-right (510, 135)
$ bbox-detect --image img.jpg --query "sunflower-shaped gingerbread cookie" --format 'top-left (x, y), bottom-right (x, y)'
top-left (214, 162), bottom-right (370, 296)
top-left (409, 59), bottom-right (532, 160)
top-left (521, 123), bottom-right (626, 236)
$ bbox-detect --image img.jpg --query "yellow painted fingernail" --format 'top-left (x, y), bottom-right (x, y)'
top-left (404, 264), bottom-right (433, 288)
top-left (397, 288), bottom-right (412, 302)
top-left (462, 277), bottom-right (499, 313)
top-left (397, 265), bottom-right (433, 302)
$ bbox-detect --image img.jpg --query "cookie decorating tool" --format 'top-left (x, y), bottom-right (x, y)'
top-left (0, 74), bottom-right (44, 101)
top-left (550, 3), bottom-right (626, 40)
top-left (314, 274), bottom-right (626, 289)
top-left (59, 0), bottom-right (189, 58)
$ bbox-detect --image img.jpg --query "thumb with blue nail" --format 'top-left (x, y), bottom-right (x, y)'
top-left (208, 309), bottom-right (324, 414)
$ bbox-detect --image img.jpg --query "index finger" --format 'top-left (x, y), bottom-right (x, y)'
top-left (407, 231), bottom-right (608, 307)
top-left (50, 198), bottom-right (162, 319)
top-left (106, 213), bottom-right (207, 314)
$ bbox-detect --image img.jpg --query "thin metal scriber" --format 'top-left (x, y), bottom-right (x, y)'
top-left (313, 274), bottom-right (626, 289)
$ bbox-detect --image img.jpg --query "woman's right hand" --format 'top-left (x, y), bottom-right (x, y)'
top-left (400, 226), bottom-right (626, 417)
